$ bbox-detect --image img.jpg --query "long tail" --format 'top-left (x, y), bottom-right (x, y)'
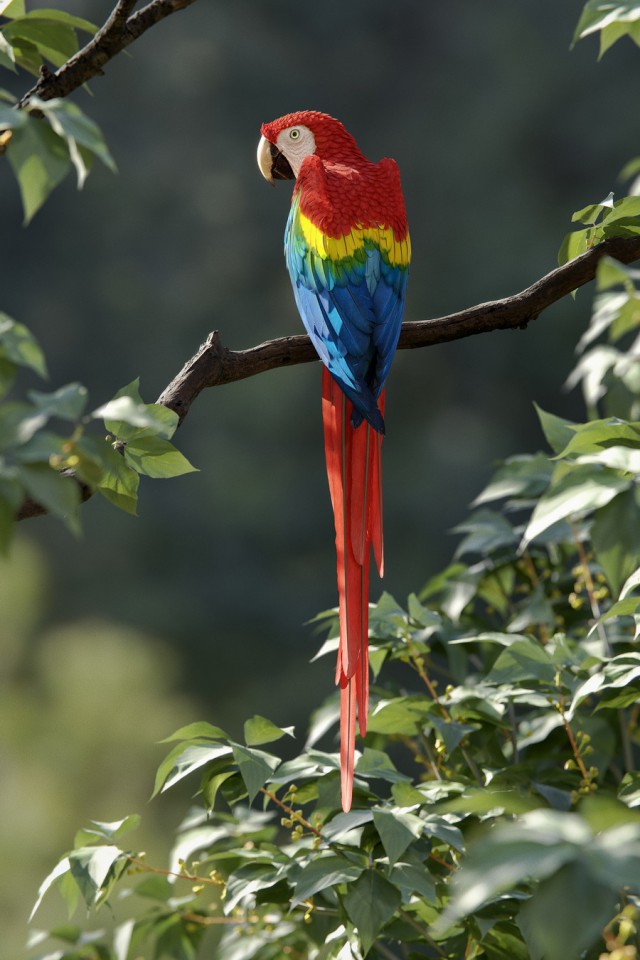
top-left (321, 367), bottom-right (384, 812)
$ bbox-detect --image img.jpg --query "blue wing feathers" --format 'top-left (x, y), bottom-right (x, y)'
top-left (285, 200), bottom-right (408, 433)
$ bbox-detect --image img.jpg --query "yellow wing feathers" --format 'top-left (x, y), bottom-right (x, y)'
top-left (298, 211), bottom-right (411, 268)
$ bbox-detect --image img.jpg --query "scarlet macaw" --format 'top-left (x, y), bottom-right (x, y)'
top-left (257, 111), bottom-right (410, 811)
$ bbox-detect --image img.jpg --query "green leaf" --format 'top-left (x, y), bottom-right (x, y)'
top-left (554, 417), bottom-right (640, 460)
top-left (95, 389), bottom-right (179, 441)
top-left (123, 436), bottom-right (197, 479)
top-left (486, 637), bottom-right (556, 685)
top-left (596, 255), bottom-right (639, 292)
top-left (230, 742), bottom-right (280, 802)
top-left (0, 30), bottom-right (16, 70)
top-left (0, 312), bottom-right (47, 376)
top-left (74, 814), bottom-right (140, 847)
top-left (373, 808), bottom-right (424, 865)
top-left (591, 486), bottom-right (640, 595)
top-left (6, 113), bottom-right (70, 222)
top-left (571, 192), bottom-right (614, 225)
top-left (97, 444), bottom-right (139, 515)
top-left (3, 18), bottom-right (78, 67)
top-left (17, 462), bottom-right (80, 533)
top-left (292, 854), bottom-right (364, 904)
top-left (0, 1), bottom-right (26, 17)
top-left (68, 845), bottom-right (125, 908)
top-left (433, 812), bottom-right (586, 934)
top-left (557, 227), bottom-right (592, 267)
top-left (430, 714), bottom-right (479, 754)
top-left (356, 747), bottom-right (411, 783)
top-left (619, 772), bottom-right (640, 808)
top-left (422, 814), bottom-right (465, 850)
top-left (389, 859), bottom-right (436, 903)
top-left (159, 721), bottom-right (229, 743)
top-left (534, 404), bottom-right (578, 455)
top-left (473, 453), bottom-right (553, 505)
top-left (19, 8), bottom-right (97, 34)
top-left (366, 696), bottom-right (432, 736)
top-left (322, 809), bottom-right (373, 841)
top-left (342, 869), bottom-right (401, 955)
top-left (244, 715), bottom-right (295, 747)
top-left (29, 855), bottom-right (71, 920)
top-left (31, 96), bottom-right (116, 185)
top-left (0, 416), bottom-right (28, 452)
top-left (521, 466), bottom-right (630, 548)
top-left (518, 862), bottom-right (616, 960)
top-left (453, 509), bottom-right (517, 558)
top-left (28, 382), bottom-right (87, 421)
top-left (224, 863), bottom-right (283, 913)
top-left (620, 563), bottom-right (640, 600)
top-left (152, 741), bottom-right (233, 798)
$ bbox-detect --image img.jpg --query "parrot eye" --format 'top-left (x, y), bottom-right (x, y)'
top-left (289, 128), bottom-right (300, 140)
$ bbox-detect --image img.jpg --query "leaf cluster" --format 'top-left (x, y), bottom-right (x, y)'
top-left (0, 320), bottom-right (196, 551)
top-left (0, 1), bottom-right (114, 220)
top-left (17, 1), bottom-right (640, 958)
top-left (27, 251), bottom-right (640, 957)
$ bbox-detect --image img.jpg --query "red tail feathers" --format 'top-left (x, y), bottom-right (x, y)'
top-left (321, 368), bottom-right (384, 811)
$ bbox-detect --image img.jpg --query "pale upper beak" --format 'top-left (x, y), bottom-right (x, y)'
top-left (257, 134), bottom-right (295, 184)
top-left (257, 135), bottom-right (274, 184)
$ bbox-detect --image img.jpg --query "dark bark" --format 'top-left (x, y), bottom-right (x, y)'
top-left (157, 234), bottom-right (640, 424)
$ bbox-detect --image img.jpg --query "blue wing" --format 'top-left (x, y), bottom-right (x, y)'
top-left (284, 195), bottom-right (409, 433)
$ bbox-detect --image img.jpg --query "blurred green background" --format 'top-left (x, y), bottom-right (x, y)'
top-left (1, 0), bottom-right (638, 954)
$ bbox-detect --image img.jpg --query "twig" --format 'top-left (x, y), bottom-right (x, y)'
top-left (259, 786), bottom-right (322, 839)
top-left (126, 853), bottom-right (222, 887)
top-left (17, 0), bottom-right (199, 109)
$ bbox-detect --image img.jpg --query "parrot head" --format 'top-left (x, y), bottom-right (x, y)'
top-left (257, 110), bottom-right (364, 184)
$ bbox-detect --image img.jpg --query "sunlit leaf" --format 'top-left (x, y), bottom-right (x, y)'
top-left (244, 715), bottom-right (295, 747)
top-left (124, 436), bottom-right (197, 479)
top-left (521, 466), bottom-right (630, 548)
top-left (6, 113), bottom-right (70, 222)
top-left (292, 855), bottom-right (364, 904)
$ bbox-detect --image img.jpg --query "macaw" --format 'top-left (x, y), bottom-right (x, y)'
top-left (257, 111), bottom-right (410, 811)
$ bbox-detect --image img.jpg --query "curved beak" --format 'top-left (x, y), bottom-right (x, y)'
top-left (256, 134), bottom-right (294, 185)
top-left (257, 135), bottom-right (274, 184)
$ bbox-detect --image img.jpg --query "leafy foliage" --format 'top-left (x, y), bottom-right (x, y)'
top-left (27, 251), bottom-right (640, 957)
top-left (0, 312), bottom-right (196, 550)
top-left (574, 0), bottom-right (640, 57)
top-left (8, 1), bottom-right (640, 958)
top-left (0, 2), bottom-right (114, 220)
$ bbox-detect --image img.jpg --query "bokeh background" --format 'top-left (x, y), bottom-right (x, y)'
top-left (1, 0), bottom-right (638, 953)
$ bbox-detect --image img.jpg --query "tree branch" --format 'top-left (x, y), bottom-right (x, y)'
top-left (15, 234), bottom-right (640, 522)
top-left (157, 234), bottom-right (640, 424)
top-left (17, 0), bottom-right (199, 108)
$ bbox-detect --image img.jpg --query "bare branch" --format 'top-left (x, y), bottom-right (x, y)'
top-left (157, 234), bottom-right (640, 424)
top-left (17, 0), bottom-right (199, 108)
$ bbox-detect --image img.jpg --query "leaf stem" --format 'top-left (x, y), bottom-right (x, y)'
top-left (259, 787), bottom-right (323, 838)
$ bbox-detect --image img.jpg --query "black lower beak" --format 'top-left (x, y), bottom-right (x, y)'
top-left (270, 142), bottom-right (294, 181)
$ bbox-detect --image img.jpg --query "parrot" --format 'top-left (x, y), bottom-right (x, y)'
top-left (257, 111), bottom-right (410, 811)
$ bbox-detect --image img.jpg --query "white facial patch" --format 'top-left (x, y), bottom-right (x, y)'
top-left (276, 125), bottom-right (316, 177)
